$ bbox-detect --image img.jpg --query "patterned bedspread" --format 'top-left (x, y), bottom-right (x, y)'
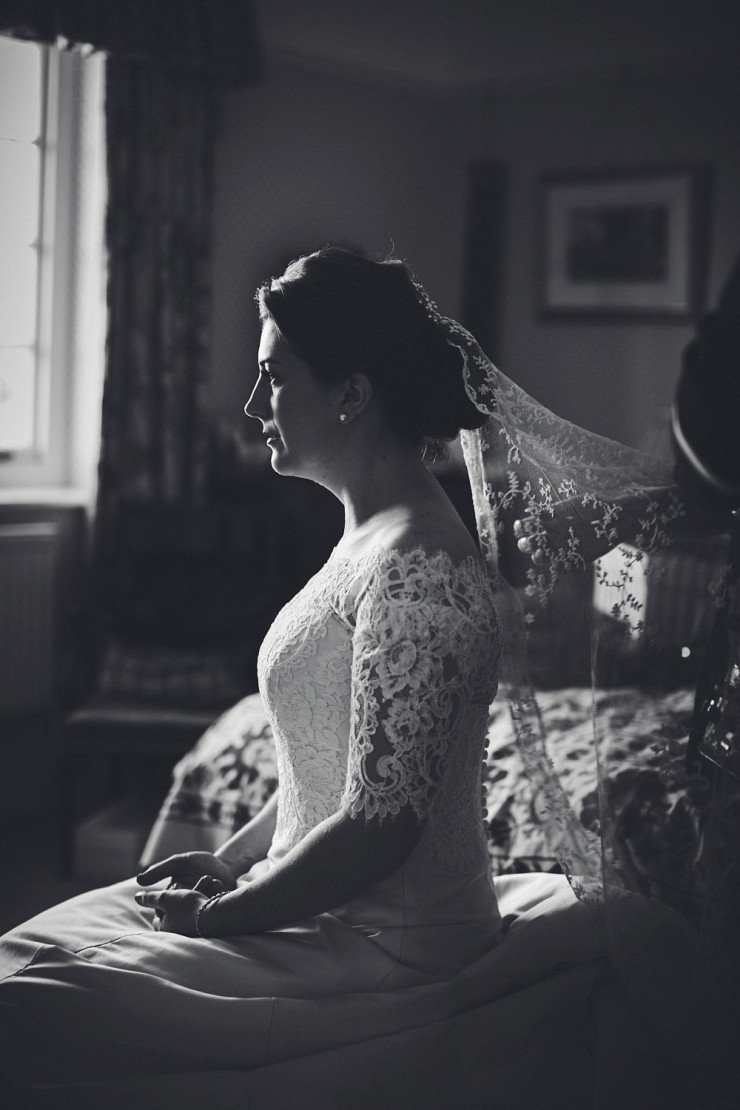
top-left (141, 686), bottom-right (697, 879)
top-left (486, 686), bottom-right (697, 877)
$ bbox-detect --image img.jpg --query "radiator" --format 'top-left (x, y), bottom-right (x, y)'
top-left (0, 522), bottom-right (59, 714)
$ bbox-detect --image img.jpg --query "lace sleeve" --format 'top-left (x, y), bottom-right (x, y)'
top-left (341, 550), bottom-right (497, 823)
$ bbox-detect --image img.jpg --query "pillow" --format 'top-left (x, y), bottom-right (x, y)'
top-left (140, 693), bottom-right (277, 865)
top-left (98, 642), bottom-right (251, 710)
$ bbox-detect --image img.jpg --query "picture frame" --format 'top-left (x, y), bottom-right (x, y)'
top-left (539, 166), bottom-right (710, 319)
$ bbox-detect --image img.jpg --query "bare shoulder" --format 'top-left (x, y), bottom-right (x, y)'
top-left (379, 513), bottom-right (480, 566)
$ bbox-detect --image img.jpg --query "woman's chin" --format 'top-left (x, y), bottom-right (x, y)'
top-left (268, 447), bottom-right (295, 476)
top-left (266, 443), bottom-right (315, 481)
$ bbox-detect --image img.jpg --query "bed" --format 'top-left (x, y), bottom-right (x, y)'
top-left (140, 682), bottom-right (704, 912)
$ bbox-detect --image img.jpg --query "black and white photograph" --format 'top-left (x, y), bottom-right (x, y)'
top-left (540, 167), bottom-right (708, 317)
top-left (1, 2), bottom-right (739, 1107)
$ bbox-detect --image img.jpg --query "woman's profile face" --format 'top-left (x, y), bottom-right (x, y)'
top-left (246, 317), bottom-right (341, 480)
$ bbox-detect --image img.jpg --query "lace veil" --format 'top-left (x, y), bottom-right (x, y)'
top-left (414, 283), bottom-right (736, 1061)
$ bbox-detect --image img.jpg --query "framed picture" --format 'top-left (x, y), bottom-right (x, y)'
top-left (540, 166), bottom-right (710, 318)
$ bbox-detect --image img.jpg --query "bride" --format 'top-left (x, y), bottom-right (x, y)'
top-left (0, 248), bottom-right (725, 1107)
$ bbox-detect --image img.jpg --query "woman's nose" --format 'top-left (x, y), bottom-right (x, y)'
top-left (244, 376), bottom-right (268, 420)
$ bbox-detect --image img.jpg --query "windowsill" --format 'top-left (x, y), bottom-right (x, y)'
top-left (0, 487), bottom-right (89, 507)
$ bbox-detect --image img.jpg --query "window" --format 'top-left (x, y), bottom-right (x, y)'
top-left (0, 36), bottom-right (44, 455)
top-left (0, 36), bottom-right (106, 498)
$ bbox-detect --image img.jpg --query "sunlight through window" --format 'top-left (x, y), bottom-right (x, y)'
top-left (0, 37), bottom-right (43, 454)
top-left (0, 36), bottom-right (107, 496)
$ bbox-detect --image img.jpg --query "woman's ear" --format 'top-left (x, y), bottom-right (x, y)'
top-left (339, 373), bottom-right (373, 422)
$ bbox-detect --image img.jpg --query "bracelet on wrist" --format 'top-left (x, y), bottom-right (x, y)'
top-left (195, 890), bottom-right (227, 938)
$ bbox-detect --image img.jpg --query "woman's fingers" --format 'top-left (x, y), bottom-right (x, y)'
top-left (136, 852), bottom-right (234, 889)
top-left (514, 518), bottom-right (539, 554)
top-left (137, 855), bottom-right (186, 886)
top-left (133, 886), bottom-right (208, 936)
top-left (513, 515), bottom-right (555, 567)
top-left (135, 881), bottom-right (220, 910)
top-left (136, 861), bottom-right (170, 886)
top-left (135, 887), bottom-right (193, 916)
top-left (135, 888), bottom-right (172, 928)
top-left (193, 875), bottom-right (224, 895)
top-left (135, 890), bottom-right (164, 910)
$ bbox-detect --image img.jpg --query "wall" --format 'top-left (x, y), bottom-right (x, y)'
top-left (209, 60), bottom-right (739, 451)
top-left (208, 63), bottom-right (472, 426)
top-left (0, 502), bottom-right (87, 820)
top-left (461, 65), bottom-right (740, 448)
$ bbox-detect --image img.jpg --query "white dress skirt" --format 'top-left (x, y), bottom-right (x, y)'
top-left (0, 873), bottom-right (707, 1109)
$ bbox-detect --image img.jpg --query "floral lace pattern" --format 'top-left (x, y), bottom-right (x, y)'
top-left (258, 558), bottom-right (354, 851)
top-left (456, 331), bottom-right (687, 898)
top-left (460, 403), bottom-right (683, 899)
top-left (257, 546), bottom-right (501, 873)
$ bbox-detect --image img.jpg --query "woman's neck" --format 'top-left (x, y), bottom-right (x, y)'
top-left (336, 444), bottom-right (443, 540)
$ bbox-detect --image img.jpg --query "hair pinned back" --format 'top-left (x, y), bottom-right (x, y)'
top-left (256, 247), bottom-right (487, 453)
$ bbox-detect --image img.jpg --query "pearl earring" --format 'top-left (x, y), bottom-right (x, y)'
top-left (340, 413), bottom-right (349, 423)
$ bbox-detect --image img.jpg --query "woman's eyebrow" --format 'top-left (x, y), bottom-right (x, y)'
top-left (259, 357), bottom-right (282, 369)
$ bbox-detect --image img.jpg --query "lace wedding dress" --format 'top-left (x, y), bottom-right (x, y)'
top-left (257, 545), bottom-right (502, 975)
top-left (0, 545), bottom-right (700, 1106)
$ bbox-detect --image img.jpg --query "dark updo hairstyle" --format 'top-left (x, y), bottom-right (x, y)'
top-left (256, 247), bottom-right (487, 455)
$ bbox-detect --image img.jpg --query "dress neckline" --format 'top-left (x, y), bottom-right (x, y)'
top-left (328, 541), bottom-right (487, 578)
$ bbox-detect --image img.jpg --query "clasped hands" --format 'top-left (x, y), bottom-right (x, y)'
top-left (135, 851), bottom-right (238, 936)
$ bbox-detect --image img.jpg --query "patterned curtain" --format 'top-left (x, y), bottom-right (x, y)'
top-left (97, 57), bottom-right (215, 525)
top-left (0, 2), bottom-right (263, 539)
